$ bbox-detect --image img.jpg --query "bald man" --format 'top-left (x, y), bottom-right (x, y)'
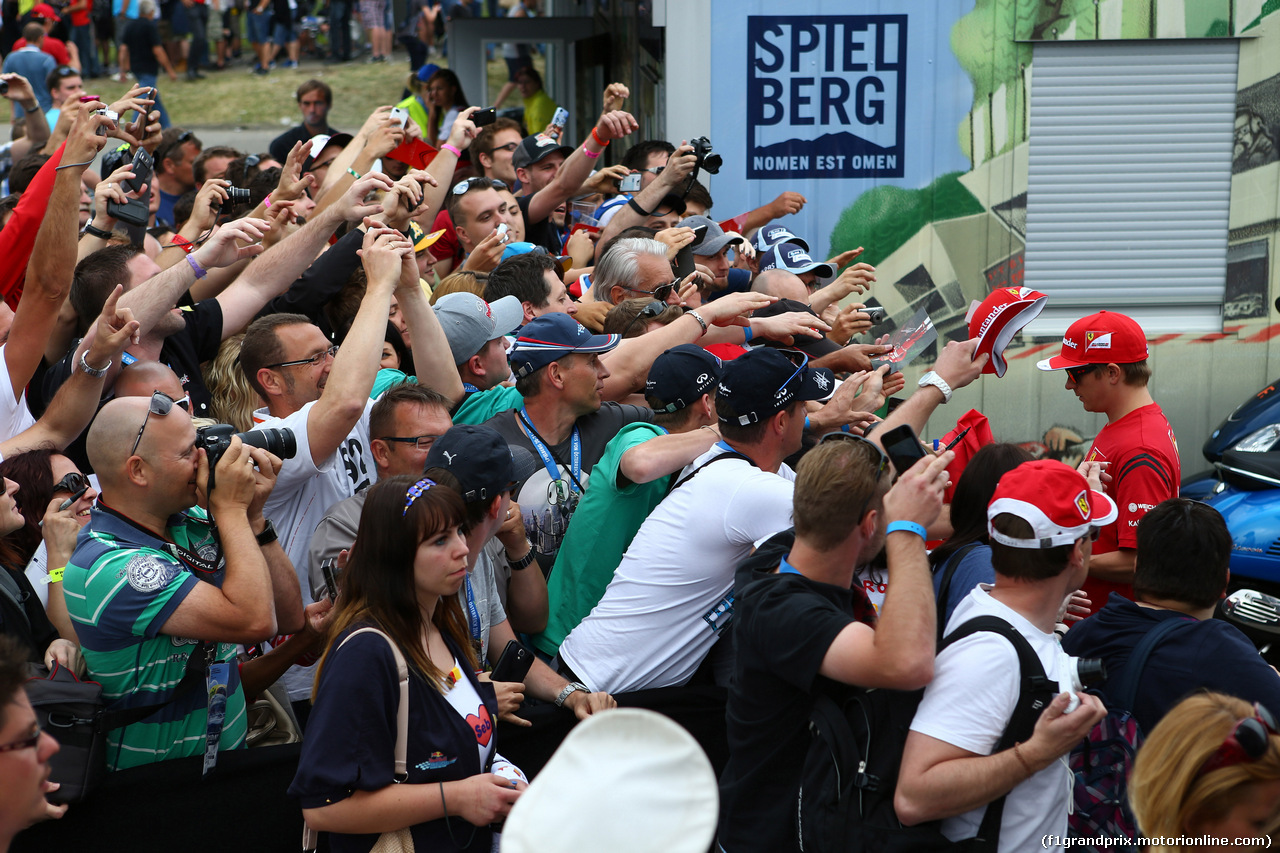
top-left (751, 268), bottom-right (810, 303)
top-left (113, 360), bottom-right (188, 406)
top-left (62, 396), bottom-right (304, 771)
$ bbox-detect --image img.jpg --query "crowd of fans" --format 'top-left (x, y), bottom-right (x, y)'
top-left (0, 7), bottom-right (1277, 852)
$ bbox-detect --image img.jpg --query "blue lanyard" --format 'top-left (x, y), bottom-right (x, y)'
top-left (462, 383), bottom-right (479, 394)
top-left (461, 572), bottom-right (481, 645)
top-left (519, 407), bottom-right (581, 493)
top-left (778, 556), bottom-right (801, 576)
top-left (716, 440), bottom-right (736, 454)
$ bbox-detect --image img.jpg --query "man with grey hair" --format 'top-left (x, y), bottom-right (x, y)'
top-left (591, 237), bottom-right (682, 306)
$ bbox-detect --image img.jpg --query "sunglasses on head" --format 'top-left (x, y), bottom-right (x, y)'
top-left (1198, 703), bottom-right (1278, 778)
top-left (451, 177), bottom-right (508, 195)
top-left (621, 300), bottom-right (666, 338)
top-left (129, 390), bottom-right (187, 458)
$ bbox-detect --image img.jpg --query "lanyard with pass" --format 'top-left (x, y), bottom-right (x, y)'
top-left (518, 407), bottom-right (582, 493)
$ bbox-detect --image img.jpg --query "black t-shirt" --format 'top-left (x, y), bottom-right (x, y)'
top-left (516, 194), bottom-right (565, 256)
top-left (482, 401), bottom-right (651, 569)
top-left (718, 567), bottom-right (863, 853)
top-left (269, 122), bottom-right (337, 164)
top-left (122, 17), bottom-right (160, 76)
top-left (0, 566), bottom-right (59, 663)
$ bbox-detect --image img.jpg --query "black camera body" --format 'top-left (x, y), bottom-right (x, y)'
top-left (196, 424), bottom-right (298, 473)
top-left (212, 185), bottom-right (252, 211)
top-left (690, 136), bottom-right (722, 175)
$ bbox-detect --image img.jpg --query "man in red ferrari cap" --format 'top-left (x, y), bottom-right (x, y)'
top-left (1035, 310), bottom-right (1180, 614)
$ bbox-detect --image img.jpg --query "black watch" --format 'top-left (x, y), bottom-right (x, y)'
top-left (255, 519), bottom-right (278, 547)
top-left (507, 546), bottom-right (536, 571)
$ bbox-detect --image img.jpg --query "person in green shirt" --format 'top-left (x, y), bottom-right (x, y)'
top-left (533, 344), bottom-right (724, 658)
top-left (515, 66), bottom-right (558, 138)
top-left (431, 290), bottom-right (527, 425)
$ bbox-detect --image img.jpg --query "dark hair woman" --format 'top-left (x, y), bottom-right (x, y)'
top-left (290, 475), bottom-right (525, 852)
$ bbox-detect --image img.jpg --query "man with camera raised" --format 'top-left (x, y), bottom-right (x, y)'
top-left (63, 393), bottom-right (304, 771)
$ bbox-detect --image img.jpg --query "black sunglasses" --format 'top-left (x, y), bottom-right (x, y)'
top-left (1065, 365), bottom-right (1099, 385)
top-left (130, 390), bottom-right (185, 458)
top-left (377, 433), bottom-right (443, 451)
top-left (818, 432), bottom-right (890, 519)
top-left (52, 472), bottom-right (91, 495)
top-left (631, 281), bottom-right (677, 302)
top-left (622, 300), bottom-right (666, 338)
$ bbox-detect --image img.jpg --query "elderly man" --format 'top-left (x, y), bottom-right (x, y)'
top-left (64, 395), bottom-right (303, 770)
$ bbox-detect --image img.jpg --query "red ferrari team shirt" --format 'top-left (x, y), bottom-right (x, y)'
top-left (1082, 402), bottom-right (1180, 612)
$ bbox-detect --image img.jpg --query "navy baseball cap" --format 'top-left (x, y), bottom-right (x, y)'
top-left (645, 345), bottom-right (723, 413)
top-left (715, 348), bottom-right (835, 426)
top-left (423, 424), bottom-right (515, 503)
top-left (760, 242), bottom-right (836, 281)
top-left (508, 313), bottom-right (620, 379)
top-left (752, 224), bottom-right (809, 254)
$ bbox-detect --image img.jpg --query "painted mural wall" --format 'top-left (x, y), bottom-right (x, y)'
top-left (708, 0), bottom-right (1280, 475)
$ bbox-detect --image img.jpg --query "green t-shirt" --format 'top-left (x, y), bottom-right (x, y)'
top-left (452, 384), bottom-right (524, 425)
top-left (65, 506), bottom-right (248, 771)
top-left (533, 422), bottom-right (668, 658)
top-left (371, 368), bottom-right (418, 399)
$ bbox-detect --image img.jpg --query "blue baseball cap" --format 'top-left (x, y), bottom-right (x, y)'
top-left (644, 345), bottom-right (723, 413)
top-left (508, 313), bottom-right (620, 379)
top-left (760, 241), bottom-right (836, 281)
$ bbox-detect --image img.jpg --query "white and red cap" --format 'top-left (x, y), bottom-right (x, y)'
top-left (987, 460), bottom-right (1117, 549)
top-left (1036, 310), bottom-right (1148, 371)
top-left (966, 286), bottom-right (1048, 377)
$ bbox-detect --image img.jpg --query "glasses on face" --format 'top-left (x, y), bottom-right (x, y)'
top-left (630, 281), bottom-right (677, 302)
top-left (451, 177), bottom-right (508, 196)
top-left (130, 390), bottom-right (184, 458)
top-left (52, 472), bottom-right (91, 496)
top-left (1198, 704), bottom-right (1278, 778)
top-left (643, 166), bottom-right (665, 176)
top-left (1065, 365), bottom-right (1098, 385)
top-left (489, 141), bottom-right (520, 155)
top-left (0, 723), bottom-right (42, 754)
top-left (378, 434), bottom-right (443, 451)
top-left (622, 300), bottom-right (667, 338)
top-left (265, 345), bottom-right (339, 370)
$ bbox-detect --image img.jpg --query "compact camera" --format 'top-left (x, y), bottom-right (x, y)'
top-left (1058, 653), bottom-right (1106, 713)
top-left (863, 306), bottom-right (888, 325)
top-left (92, 108), bottom-right (119, 136)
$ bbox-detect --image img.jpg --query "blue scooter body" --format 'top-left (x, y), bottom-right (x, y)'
top-left (1205, 484), bottom-right (1280, 596)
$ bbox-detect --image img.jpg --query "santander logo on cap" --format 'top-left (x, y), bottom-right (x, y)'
top-left (965, 286), bottom-right (1047, 377)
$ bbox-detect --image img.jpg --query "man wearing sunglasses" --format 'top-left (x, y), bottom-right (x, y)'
top-left (1036, 311), bottom-right (1179, 616)
top-left (898, 461), bottom-right (1112, 852)
top-left (555, 347), bottom-right (835, 695)
top-left (719, 434), bottom-right (952, 853)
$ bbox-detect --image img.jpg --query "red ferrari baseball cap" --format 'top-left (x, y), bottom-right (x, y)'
top-left (967, 286), bottom-right (1047, 377)
top-left (1036, 310), bottom-right (1148, 371)
top-left (987, 460), bottom-right (1117, 549)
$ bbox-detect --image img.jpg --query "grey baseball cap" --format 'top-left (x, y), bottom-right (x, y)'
top-left (677, 215), bottom-right (744, 257)
top-left (432, 292), bottom-right (524, 365)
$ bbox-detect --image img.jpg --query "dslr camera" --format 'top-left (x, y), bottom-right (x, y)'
top-left (196, 424), bottom-right (297, 474)
top-left (690, 136), bottom-right (722, 175)
top-left (212, 185), bottom-right (252, 211)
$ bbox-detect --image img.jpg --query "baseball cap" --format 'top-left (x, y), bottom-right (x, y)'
top-left (415, 62), bottom-right (441, 84)
top-left (408, 221), bottom-right (446, 254)
top-left (677, 215), bottom-right (744, 258)
top-left (750, 299), bottom-right (841, 358)
top-left (760, 242), bottom-right (837, 282)
top-left (1035, 311), bottom-right (1149, 371)
top-left (508, 313), bottom-right (620, 379)
top-left (987, 460), bottom-right (1118, 549)
top-left (716, 347), bottom-right (835, 426)
top-left (301, 132), bottom-right (353, 171)
top-left (501, 709), bottom-right (718, 853)
top-left (752, 223), bottom-right (809, 255)
top-left (966, 286), bottom-right (1048, 377)
top-left (432, 292), bottom-right (523, 364)
top-left (31, 3), bottom-right (60, 20)
top-left (423, 425), bottom-right (515, 503)
top-left (645, 345), bottom-right (724, 413)
top-left (501, 241), bottom-right (573, 273)
top-left (511, 134), bottom-right (574, 171)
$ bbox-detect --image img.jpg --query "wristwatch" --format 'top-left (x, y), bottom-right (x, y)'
top-left (553, 681), bottom-right (588, 708)
top-left (79, 351), bottom-right (111, 378)
top-left (917, 370), bottom-right (953, 404)
top-left (507, 545), bottom-right (536, 572)
top-left (255, 519), bottom-right (278, 547)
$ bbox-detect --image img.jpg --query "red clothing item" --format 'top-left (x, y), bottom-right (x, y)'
top-left (704, 343), bottom-right (747, 361)
top-left (429, 208), bottom-right (463, 266)
top-left (69, 3), bottom-right (92, 27)
top-left (0, 142), bottom-right (66, 310)
top-left (12, 36), bottom-right (72, 67)
top-left (1080, 402), bottom-right (1181, 609)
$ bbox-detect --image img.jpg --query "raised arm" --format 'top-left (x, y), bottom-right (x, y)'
top-left (868, 338), bottom-right (987, 449)
top-left (618, 426), bottom-right (720, 485)
top-left (525, 109), bottom-right (638, 225)
top-left (0, 74), bottom-right (50, 161)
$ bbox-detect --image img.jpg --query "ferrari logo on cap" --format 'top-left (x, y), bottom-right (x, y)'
top-left (1085, 331), bottom-right (1112, 351)
top-left (1074, 490), bottom-right (1090, 521)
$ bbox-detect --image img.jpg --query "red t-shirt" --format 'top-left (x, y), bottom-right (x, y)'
top-left (1081, 402), bottom-right (1181, 610)
top-left (429, 208), bottom-right (463, 266)
top-left (12, 36), bottom-right (72, 67)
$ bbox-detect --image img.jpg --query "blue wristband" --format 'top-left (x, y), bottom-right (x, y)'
top-left (886, 520), bottom-right (927, 539)
top-left (804, 416), bottom-right (811, 432)
top-left (742, 325), bottom-right (753, 343)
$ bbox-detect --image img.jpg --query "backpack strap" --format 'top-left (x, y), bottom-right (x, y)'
top-left (339, 627), bottom-right (410, 782)
top-left (940, 615), bottom-right (1057, 853)
top-left (668, 447), bottom-right (756, 494)
top-left (1107, 616), bottom-right (1188, 712)
top-left (933, 542), bottom-right (984, 645)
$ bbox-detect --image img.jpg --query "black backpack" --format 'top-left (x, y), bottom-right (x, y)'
top-left (796, 615), bottom-right (1057, 852)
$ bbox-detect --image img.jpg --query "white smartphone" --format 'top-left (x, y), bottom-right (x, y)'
top-left (389, 107), bottom-right (409, 130)
top-left (496, 223), bottom-right (509, 243)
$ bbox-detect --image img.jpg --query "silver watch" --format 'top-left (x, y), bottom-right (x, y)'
top-left (79, 351), bottom-right (112, 378)
top-left (553, 681), bottom-right (588, 708)
top-left (917, 370), bottom-right (952, 404)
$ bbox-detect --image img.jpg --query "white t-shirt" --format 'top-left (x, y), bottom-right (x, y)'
top-left (255, 399), bottom-right (377, 699)
top-left (558, 446), bottom-right (796, 694)
top-left (0, 344), bottom-right (37, 440)
top-left (909, 586), bottom-right (1072, 853)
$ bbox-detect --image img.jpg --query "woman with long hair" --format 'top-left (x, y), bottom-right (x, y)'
top-left (1131, 692), bottom-right (1280, 849)
top-left (425, 69), bottom-right (469, 147)
top-left (291, 475), bottom-right (524, 851)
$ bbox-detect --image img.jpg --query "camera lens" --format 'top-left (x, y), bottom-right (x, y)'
top-left (0, 81), bottom-right (8, 96)
top-left (1073, 658), bottom-right (1107, 688)
top-left (237, 427), bottom-right (297, 460)
top-left (225, 186), bottom-right (251, 202)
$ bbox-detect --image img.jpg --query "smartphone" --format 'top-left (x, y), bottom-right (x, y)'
top-left (674, 241), bottom-right (696, 281)
top-left (490, 640), bottom-right (534, 683)
top-left (545, 106), bottom-right (569, 141)
top-left (880, 423), bottom-right (929, 478)
top-left (321, 558), bottom-right (340, 603)
top-left (127, 88), bottom-right (154, 138)
top-left (495, 222), bottom-right (509, 243)
top-left (691, 223), bottom-right (708, 246)
top-left (107, 148), bottom-right (151, 227)
top-left (619, 172), bottom-right (642, 193)
top-left (123, 146), bottom-right (153, 194)
top-left (389, 106), bottom-right (410, 130)
top-left (472, 107), bottom-right (497, 127)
